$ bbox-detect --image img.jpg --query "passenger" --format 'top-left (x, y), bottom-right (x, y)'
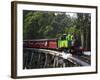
top-left (67, 33), bottom-right (73, 53)
top-left (73, 34), bottom-right (82, 55)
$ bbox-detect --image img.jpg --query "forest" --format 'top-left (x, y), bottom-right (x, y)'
top-left (23, 10), bottom-right (91, 50)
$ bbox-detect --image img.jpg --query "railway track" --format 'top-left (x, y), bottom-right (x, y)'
top-left (23, 48), bottom-right (90, 69)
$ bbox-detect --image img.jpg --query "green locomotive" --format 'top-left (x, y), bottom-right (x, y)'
top-left (58, 34), bottom-right (73, 52)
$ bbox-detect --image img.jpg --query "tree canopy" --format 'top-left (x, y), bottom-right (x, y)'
top-left (23, 10), bottom-right (91, 50)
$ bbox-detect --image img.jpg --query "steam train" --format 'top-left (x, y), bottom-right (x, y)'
top-left (23, 35), bottom-right (84, 54)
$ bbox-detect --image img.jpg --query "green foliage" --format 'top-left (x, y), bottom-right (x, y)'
top-left (23, 10), bottom-right (91, 50)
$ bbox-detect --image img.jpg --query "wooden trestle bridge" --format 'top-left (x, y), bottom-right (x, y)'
top-left (23, 48), bottom-right (90, 69)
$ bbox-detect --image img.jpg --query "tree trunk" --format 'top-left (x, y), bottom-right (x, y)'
top-left (86, 31), bottom-right (88, 50)
top-left (81, 33), bottom-right (84, 48)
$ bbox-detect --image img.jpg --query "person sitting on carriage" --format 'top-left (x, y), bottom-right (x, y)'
top-left (67, 33), bottom-right (74, 53)
top-left (72, 34), bottom-right (82, 55)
